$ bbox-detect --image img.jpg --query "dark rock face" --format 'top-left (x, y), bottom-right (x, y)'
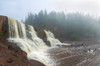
top-left (35, 27), bottom-right (51, 46)
top-left (29, 60), bottom-right (45, 66)
top-left (0, 15), bottom-right (45, 66)
top-left (0, 42), bottom-right (30, 66)
top-left (0, 15), bottom-right (30, 66)
top-left (0, 16), bottom-right (8, 39)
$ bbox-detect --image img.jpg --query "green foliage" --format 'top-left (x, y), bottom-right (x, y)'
top-left (85, 33), bottom-right (89, 37)
top-left (85, 33), bottom-right (95, 37)
top-left (24, 10), bottom-right (100, 39)
top-left (18, 59), bottom-right (21, 63)
top-left (71, 34), bottom-right (79, 39)
top-left (0, 32), bottom-right (3, 37)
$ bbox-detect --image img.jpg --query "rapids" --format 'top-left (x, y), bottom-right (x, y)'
top-left (7, 17), bottom-right (100, 66)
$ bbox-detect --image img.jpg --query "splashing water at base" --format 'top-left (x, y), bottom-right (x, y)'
top-left (44, 30), bottom-right (70, 46)
top-left (7, 17), bottom-right (71, 66)
top-left (7, 17), bottom-right (51, 65)
top-left (7, 17), bottom-right (100, 66)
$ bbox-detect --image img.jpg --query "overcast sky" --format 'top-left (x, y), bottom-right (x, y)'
top-left (0, 0), bottom-right (100, 20)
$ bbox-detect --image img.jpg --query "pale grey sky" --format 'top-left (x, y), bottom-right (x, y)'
top-left (0, 0), bottom-right (100, 20)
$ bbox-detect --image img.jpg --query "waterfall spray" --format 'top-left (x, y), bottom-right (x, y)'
top-left (7, 17), bottom-right (70, 66)
top-left (44, 30), bottom-right (70, 46)
top-left (8, 17), bottom-right (50, 65)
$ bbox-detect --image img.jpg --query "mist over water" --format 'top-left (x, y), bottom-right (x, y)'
top-left (8, 17), bottom-right (48, 65)
top-left (6, 14), bottom-right (100, 66)
top-left (5, 17), bottom-right (100, 66)
top-left (1, 0), bottom-right (100, 65)
top-left (7, 17), bottom-right (70, 65)
top-left (44, 30), bottom-right (70, 46)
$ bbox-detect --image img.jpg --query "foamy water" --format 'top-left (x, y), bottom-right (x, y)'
top-left (7, 17), bottom-right (100, 66)
top-left (8, 17), bottom-right (71, 66)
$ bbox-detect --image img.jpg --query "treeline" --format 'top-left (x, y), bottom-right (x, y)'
top-left (24, 10), bottom-right (100, 39)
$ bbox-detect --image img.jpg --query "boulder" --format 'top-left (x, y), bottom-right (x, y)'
top-left (29, 60), bottom-right (45, 66)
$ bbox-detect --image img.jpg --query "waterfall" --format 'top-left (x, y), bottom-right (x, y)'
top-left (16, 21), bottom-right (27, 38)
top-left (8, 17), bottom-right (49, 65)
top-left (28, 25), bottom-right (47, 47)
top-left (6, 17), bottom-right (100, 66)
top-left (8, 17), bottom-right (19, 38)
top-left (44, 30), bottom-right (70, 46)
top-left (7, 17), bottom-right (70, 66)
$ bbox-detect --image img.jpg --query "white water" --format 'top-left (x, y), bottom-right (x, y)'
top-left (28, 25), bottom-right (47, 48)
top-left (44, 30), bottom-right (70, 46)
top-left (8, 17), bottom-right (50, 65)
top-left (8, 18), bottom-right (19, 38)
top-left (7, 17), bottom-right (71, 66)
top-left (7, 17), bottom-right (100, 66)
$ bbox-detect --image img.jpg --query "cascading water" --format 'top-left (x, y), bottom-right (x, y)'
top-left (44, 30), bottom-right (70, 46)
top-left (28, 25), bottom-right (47, 48)
top-left (7, 17), bottom-right (70, 66)
top-left (7, 17), bottom-right (50, 65)
top-left (6, 17), bottom-right (100, 66)
top-left (8, 18), bottom-right (19, 38)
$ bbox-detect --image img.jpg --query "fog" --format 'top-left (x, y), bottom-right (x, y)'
top-left (0, 0), bottom-right (100, 20)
